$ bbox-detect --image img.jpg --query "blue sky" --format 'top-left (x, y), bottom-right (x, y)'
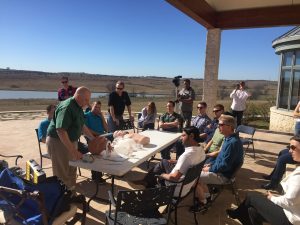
top-left (0, 0), bottom-right (293, 80)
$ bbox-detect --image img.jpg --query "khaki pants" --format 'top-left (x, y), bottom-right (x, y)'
top-left (46, 136), bottom-right (77, 189)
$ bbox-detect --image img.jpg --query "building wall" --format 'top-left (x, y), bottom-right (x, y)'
top-left (269, 106), bottom-right (294, 133)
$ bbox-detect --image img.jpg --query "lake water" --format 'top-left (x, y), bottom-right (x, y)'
top-left (0, 90), bottom-right (166, 99)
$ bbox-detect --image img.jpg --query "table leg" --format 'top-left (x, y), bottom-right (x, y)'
top-left (87, 179), bottom-right (110, 211)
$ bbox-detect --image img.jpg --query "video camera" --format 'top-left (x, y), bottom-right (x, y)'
top-left (172, 76), bottom-right (182, 87)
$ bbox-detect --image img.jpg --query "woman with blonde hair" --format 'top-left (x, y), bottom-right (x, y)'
top-left (138, 101), bottom-right (157, 131)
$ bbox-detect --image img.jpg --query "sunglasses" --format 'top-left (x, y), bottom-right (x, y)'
top-left (116, 87), bottom-right (124, 90)
top-left (213, 109), bottom-right (221, 113)
top-left (287, 145), bottom-right (298, 151)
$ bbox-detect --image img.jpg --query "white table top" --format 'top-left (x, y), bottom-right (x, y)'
top-left (69, 130), bottom-right (181, 177)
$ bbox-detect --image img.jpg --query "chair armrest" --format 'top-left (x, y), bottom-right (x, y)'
top-left (108, 190), bottom-right (116, 207)
top-left (0, 154), bottom-right (23, 165)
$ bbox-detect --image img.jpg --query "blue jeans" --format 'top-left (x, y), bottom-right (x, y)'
top-left (269, 148), bottom-right (297, 185)
top-left (295, 121), bottom-right (300, 136)
top-left (107, 114), bottom-right (123, 133)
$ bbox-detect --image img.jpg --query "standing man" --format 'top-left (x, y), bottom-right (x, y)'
top-left (177, 79), bottom-right (195, 127)
top-left (37, 104), bottom-right (55, 143)
top-left (230, 81), bottom-right (251, 126)
top-left (58, 76), bottom-right (77, 101)
top-left (47, 87), bottom-right (95, 189)
top-left (107, 81), bottom-right (133, 132)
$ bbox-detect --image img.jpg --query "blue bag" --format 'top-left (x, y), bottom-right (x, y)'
top-left (0, 168), bottom-right (72, 225)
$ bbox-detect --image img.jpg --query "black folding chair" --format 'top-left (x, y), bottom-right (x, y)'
top-left (105, 185), bottom-right (176, 225)
top-left (236, 125), bottom-right (256, 159)
top-left (208, 160), bottom-right (244, 206)
top-left (0, 153), bottom-right (23, 166)
top-left (35, 128), bottom-right (51, 168)
top-left (158, 161), bottom-right (205, 225)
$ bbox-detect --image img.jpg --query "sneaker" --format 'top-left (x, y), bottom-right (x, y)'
top-left (189, 202), bottom-right (209, 213)
top-left (226, 209), bottom-right (238, 219)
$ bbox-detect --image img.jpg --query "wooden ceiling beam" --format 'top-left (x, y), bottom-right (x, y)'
top-left (216, 5), bottom-right (300, 29)
top-left (166, 0), bottom-right (217, 29)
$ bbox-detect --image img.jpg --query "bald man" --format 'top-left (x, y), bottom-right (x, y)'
top-left (47, 86), bottom-right (95, 188)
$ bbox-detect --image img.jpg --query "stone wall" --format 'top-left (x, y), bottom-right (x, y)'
top-left (269, 106), bottom-right (294, 133)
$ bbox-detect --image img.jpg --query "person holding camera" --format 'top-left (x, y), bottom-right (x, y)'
top-left (230, 81), bottom-right (251, 126)
top-left (177, 79), bottom-right (195, 128)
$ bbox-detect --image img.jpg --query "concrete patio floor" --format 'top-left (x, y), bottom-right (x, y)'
top-left (0, 117), bottom-right (293, 225)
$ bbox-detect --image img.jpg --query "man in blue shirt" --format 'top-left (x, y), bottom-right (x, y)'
top-left (192, 115), bottom-right (244, 211)
top-left (84, 101), bottom-right (110, 183)
top-left (38, 104), bottom-right (55, 143)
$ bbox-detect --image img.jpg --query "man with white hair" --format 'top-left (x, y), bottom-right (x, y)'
top-left (191, 115), bottom-right (244, 212)
top-left (47, 86), bottom-right (95, 188)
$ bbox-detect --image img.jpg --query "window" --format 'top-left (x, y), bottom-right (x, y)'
top-left (283, 51), bottom-right (293, 66)
top-left (279, 70), bottom-right (291, 109)
top-left (296, 50), bottom-right (300, 65)
top-left (291, 70), bottom-right (300, 109)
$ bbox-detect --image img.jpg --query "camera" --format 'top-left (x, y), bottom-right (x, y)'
top-left (172, 76), bottom-right (182, 87)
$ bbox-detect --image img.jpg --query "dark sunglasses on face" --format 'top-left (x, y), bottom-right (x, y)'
top-left (287, 145), bottom-right (298, 151)
top-left (218, 123), bottom-right (228, 127)
top-left (213, 109), bottom-right (221, 113)
top-left (116, 87), bottom-right (123, 90)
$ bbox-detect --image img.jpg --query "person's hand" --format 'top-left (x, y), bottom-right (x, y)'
top-left (114, 118), bottom-right (119, 126)
top-left (72, 150), bottom-right (83, 160)
top-left (266, 191), bottom-right (273, 200)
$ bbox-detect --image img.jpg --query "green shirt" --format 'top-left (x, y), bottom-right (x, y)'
top-left (160, 112), bottom-right (181, 132)
top-left (208, 128), bottom-right (224, 153)
top-left (47, 97), bottom-right (84, 142)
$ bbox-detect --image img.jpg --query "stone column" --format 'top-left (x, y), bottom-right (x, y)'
top-left (203, 28), bottom-right (221, 118)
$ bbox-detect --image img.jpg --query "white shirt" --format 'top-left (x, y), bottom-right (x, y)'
top-left (169, 145), bottom-right (206, 197)
top-left (230, 89), bottom-right (249, 111)
top-left (271, 166), bottom-right (300, 224)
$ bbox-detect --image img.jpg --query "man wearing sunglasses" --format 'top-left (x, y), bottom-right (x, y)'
top-left (107, 81), bottom-right (133, 132)
top-left (261, 144), bottom-right (297, 190)
top-left (191, 115), bottom-right (243, 212)
top-left (191, 102), bottom-right (211, 135)
top-left (58, 76), bottom-right (77, 101)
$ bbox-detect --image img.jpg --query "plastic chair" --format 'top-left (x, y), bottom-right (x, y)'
top-left (158, 161), bottom-right (205, 225)
top-left (35, 129), bottom-right (51, 168)
top-left (105, 185), bottom-right (176, 225)
top-left (236, 125), bottom-right (256, 159)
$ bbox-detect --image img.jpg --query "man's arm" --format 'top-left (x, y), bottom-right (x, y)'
top-left (56, 128), bottom-right (82, 160)
top-left (100, 113), bottom-right (108, 132)
top-left (82, 124), bottom-right (95, 140)
top-left (127, 105), bottom-right (134, 121)
top-left (109, 105), bottom-right (119, 126)
top-left (204, 139), bottom-right (213, 153)
top-left (161, 170), bottom-right (182, 182)
top-left (159, 119), bottom-right (179, 129)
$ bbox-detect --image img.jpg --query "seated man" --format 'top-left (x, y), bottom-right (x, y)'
top-left (204, 127), bottom-right (224, 164)
top-left (192, 115), bottom-right (244, 212)
top-left (200, 104), bottom-right (224, 143)
top-left (84, 101), bottom-right (110, 183)
top-left (159, 101), bottom-right (182, 159)
top-left (261, 148), bottom-right (297, 190)
top-left (131, 126), bottom-right (205, 196)
top-left (175, 103), bottom-right (220, 159)
top-left (38, 104), bottom-right (56, 143)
